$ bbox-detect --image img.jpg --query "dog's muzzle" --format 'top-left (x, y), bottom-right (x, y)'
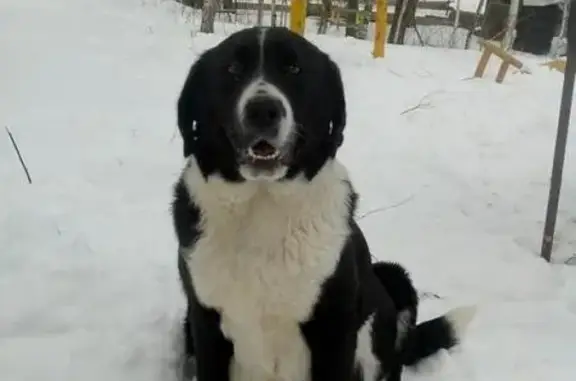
top-left (235, 81), bottom-right (295, 181)
top-left (243, 96), bottom-right (285, 138)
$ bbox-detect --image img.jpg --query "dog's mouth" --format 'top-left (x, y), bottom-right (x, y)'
top-left (238, 138), bottom-right (291, 181)
top-left (247, 139), bottom-right (281, 162)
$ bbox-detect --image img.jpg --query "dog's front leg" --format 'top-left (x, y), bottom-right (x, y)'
top-left (302, 315), bottom-right (357, 381)
top-left (192, 302), bottom-right (233, 381)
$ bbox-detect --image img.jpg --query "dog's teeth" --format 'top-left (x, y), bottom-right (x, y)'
top-left (247, 148), bottom-right (280, 160)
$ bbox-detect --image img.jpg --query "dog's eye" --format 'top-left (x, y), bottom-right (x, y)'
top-left (286, 64), bottom-right (300, 75)
top-left (228, 62), bottom-right (243, 76)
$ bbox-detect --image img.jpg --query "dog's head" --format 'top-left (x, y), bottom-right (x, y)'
top-left (177, 26), bottom-right (346, 182)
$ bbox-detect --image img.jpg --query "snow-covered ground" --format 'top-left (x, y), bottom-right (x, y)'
top-left (1, 0), bottom-right (575, 380)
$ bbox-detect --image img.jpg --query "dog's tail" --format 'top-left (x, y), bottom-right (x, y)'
top-left (371, 262), bottom-right (476, 367)
top-left (400, 305), bottom-right (476, 366)
top-left (372, 261), bottom-right (418, 314)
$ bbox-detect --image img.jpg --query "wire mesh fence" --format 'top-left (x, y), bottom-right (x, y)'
top-left (173, 0), bottom-right (569, 55)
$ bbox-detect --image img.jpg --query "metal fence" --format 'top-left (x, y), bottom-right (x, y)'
top-left (174, 0), bottom-right (569, 53)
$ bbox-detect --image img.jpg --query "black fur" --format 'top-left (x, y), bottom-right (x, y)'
top-left (371, 262), bottom-right (462, 367)
top-left (172, 26), bottom-right (469, 381)
top-left (401, 315), bottom-right (458, 366)
top-left (372, 262), bottom-right (418, 318)
top-left (176, 26), bottom-right (346, 182)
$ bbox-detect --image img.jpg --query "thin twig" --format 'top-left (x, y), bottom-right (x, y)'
top-left (358, 194), bottom-right (416, 220)
top-left (418, 291), bottom-right (442, 300)
top-left (5, 126), bottom-right (32, 184)
top-left (400, 102), bottom-right (430, 115)
top-left (400, 90), bottom-right (443, 115)
top-left (412, 23), bottom-right (425, 47)
top-left (386, 68), bottom-right (403, 78)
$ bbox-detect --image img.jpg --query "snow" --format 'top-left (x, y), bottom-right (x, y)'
top-left (1, 0), bottom-right (575, 380)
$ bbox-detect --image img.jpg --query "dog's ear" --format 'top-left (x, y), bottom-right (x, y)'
top-left (325, 57), bottom-right (346, 153)
top-left (177, 55), bottom-right (208, 158)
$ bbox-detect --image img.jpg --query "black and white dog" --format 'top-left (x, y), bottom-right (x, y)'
top-left (171, 26), bottom-right (475, 381)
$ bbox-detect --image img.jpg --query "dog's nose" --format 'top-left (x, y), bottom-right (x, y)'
top-left (243, 97), bottom-right (284, 130)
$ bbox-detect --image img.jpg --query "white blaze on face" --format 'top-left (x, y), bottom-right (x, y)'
top-left (236, 78), bottom-right (295, 147)
top-left (235, 27), bottom-right (296, 182)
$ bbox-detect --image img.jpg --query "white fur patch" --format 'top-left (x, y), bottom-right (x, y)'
top-left (236, 77), bottom-right (295, 146)
top-left (238, 155), bottom-right (289, 182)
top-left (181, 158), bottom-right (352, 381)
top-left (234, 26), bottom-right (295, 182)
top-left (445, 305), bottom-right (477, 340)
top-left (356, 314), bottom-right (378, 381)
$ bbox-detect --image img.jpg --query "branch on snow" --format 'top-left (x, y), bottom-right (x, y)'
top-left (400, 90), bottom-right (443, 115)
top-left (357, 193), bottom-right (416, 221)
top-left (5, 126), bottom-right (32, 184)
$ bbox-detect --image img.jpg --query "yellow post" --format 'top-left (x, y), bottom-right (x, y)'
top-left (373, 0), bottom-right (387, 58)
top-left (290, 0), bottom-right (307, 36)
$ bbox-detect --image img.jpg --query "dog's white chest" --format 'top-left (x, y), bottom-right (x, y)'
top-left (183, 160), bottom-right (351, 381)
top-left (188, 203), bottom-right (344, 381)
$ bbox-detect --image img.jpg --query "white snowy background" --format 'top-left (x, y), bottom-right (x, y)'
top-left (1, 0), bottom-right (575, 380)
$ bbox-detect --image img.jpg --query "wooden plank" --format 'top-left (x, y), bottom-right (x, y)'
top-left (542, 59), bottom-right (567, 73)
top-left (495, 61), bottom-right (510, 83)
top-left (474, 49), bottom-right (491, 78)
top-left (480, 40), bottom-right (523, 69)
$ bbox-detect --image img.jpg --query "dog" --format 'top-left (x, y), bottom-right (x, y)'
top-left (171, 26), bottom-right (475, 381)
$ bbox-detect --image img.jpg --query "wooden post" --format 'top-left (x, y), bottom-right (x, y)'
top-left (290, 0), bottom-right (307, 35)
top-left (373, 0), bottom-right (387, 58)
top-left (482, 0), bottom-right (509, 41)
top-left (495, 61), bottom-right (510, 83)
top-left (474, 48), bottom-right (491, 78)
top-left (271, 0), bottom-right (277, 27)
top-left (257, 0), bottom-right (264, 26)
top-left (502, 0), bottom-right (519, 50)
